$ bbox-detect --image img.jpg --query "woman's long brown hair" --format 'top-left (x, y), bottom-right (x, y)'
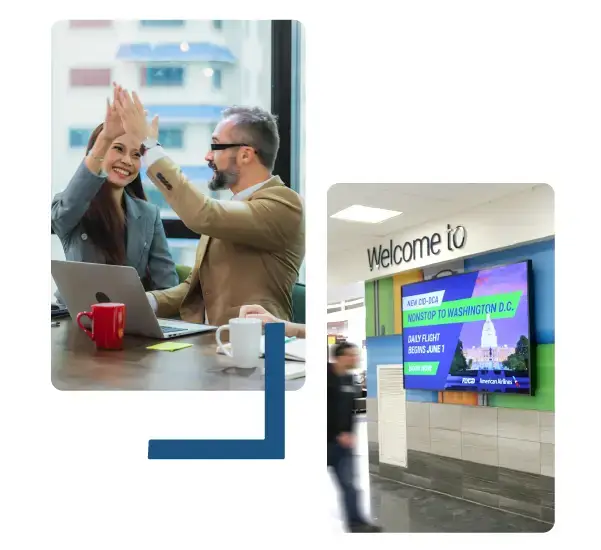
top-left (82, 124), bottom-right (147, 265)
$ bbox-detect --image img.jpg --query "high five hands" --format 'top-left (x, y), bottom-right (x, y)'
top-left (110, 82), bottom-right (159, 144)
top-left (101, 83), bottom-right (126, 141)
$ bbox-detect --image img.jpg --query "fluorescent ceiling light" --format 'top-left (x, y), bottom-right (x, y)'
top-left (330, 204), bottom-right (402, 224)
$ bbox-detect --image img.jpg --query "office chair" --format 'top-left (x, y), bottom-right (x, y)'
top-left (292, 282), bottom-right (306, 324)
top-left (176, 264), bottom-right (192, 283)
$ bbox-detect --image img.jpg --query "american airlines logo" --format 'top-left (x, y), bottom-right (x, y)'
top-left (462, 377), bottom-right (476, 384)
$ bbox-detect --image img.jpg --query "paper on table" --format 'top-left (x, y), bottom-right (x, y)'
top-left (261, 337), bottom-right (306, 362)
top-left (257, 361), bottom-right (306, 380)
top-left (285, 361), bottom-right (306, 380)
top-left (147, 342), bottom-right (193, 352)
top-left (217, 336), bottom-right (305, 362)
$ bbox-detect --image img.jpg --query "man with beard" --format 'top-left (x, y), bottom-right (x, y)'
top-left (115, 86), bottom-right (304, 327)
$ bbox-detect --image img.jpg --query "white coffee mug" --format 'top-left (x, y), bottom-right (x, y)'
top-left (215, 317), bottom-right (262, 368)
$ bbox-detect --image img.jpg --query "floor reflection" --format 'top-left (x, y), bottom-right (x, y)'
top-left (326, 417), bottom-right (551, 533)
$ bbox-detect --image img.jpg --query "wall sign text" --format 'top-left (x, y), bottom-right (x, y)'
top-left (367, 224), bottom-right (467, 272)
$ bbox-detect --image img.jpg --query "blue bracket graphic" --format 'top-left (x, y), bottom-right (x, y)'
top-left (147, 322), bottom-right (285, 459)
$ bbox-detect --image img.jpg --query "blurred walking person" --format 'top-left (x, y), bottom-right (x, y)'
top-left (327, 342), bottom-right (382, 533)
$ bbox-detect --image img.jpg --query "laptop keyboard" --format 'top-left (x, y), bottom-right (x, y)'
top-left (161, 326), bottom-right (188, 334)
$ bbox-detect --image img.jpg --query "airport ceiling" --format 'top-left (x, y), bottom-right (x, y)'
top-left (327, 183), bottom-right (542, 254)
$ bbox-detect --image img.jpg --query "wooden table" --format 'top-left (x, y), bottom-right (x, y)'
top-left (51, 318), bottom-right (304, 391)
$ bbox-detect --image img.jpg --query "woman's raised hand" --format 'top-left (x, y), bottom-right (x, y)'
top-left (115, 87), bottom-right (158, 143)
top-left (101, 82), bottom-right (126, 141)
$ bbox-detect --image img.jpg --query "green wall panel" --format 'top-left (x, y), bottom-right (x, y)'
top-left (365, 281), bottom-right (376, 338)
top-left (377, 277), bottom-right (395, 336)
top-left (488, 344), bottom-right (555, 411)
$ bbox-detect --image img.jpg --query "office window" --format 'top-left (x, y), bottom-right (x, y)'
top-left (291, 21), bottom-right (305, 283)
top-left (144, 187), bottom-right (170, 214)
top-left (52, 20), bottom-right (299, 244)
top-left (140, 20), bottom-right (185, 27)
top-left (212, 68), bottom-right (222, 90)
top-left (69, 128), bottom-right (93, 148)
top-left (141, 66), bottom-right (184, 87)
top-left (167, 239), bottom-right (202, 267)
top-left (212, 20), bottom-right (223, 30)
top-left (158, 127), bottom-right (184, 149)
top-left (70, 20), bottom-right (112, 28)
top-left (70, 68), bottom-right (111, 87)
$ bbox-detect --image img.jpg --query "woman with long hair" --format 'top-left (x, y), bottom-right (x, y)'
top-left (52, 85), bottom-right (178, 293)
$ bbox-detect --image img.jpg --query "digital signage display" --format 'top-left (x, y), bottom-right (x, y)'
top-left (401, 261), bottom-right (534, 394)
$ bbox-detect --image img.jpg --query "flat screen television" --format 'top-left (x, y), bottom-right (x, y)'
top-left (401, 260), bottom-right (535, 395)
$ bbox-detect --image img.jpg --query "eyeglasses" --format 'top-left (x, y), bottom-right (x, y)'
top-left (210, 143), bottom-right (250, 151)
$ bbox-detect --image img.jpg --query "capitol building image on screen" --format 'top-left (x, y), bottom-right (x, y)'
top-left (463, 314), bottom-right (515, 368)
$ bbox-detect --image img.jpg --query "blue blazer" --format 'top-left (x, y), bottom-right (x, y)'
top-left (51, 160), bottom-right (179, 292)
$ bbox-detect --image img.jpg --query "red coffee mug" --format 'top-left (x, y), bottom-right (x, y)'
top-left (76, 303), bottom-right (125, 350)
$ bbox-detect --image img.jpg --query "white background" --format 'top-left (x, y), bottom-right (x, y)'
top-left (0, 0), bottom-right (598, 547)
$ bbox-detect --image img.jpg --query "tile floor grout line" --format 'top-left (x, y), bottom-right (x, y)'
top-left (369, 472), bottom-right (554, 527)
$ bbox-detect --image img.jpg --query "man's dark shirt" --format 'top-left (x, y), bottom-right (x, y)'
top-left (327, 362), bottom-right (360, 442)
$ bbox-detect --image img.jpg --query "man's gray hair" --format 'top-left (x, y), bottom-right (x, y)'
top-left (222, 106), bottom-right (280, 171)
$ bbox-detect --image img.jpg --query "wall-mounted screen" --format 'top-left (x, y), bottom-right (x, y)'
top-left (401, 260), bottom-right (534, 394)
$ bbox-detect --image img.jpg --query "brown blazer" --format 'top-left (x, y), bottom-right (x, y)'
top-left (146, 157), bottom-right (305, 327)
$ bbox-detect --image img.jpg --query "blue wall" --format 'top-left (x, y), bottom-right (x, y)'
top-left (406, 389), bottom-right (438, 402)
top-left (366, 335), bottom-right (403, 398)
top-left (366, 334), bottom-right (438, 400)
top-left (366, 238), bottom-right (555, 402)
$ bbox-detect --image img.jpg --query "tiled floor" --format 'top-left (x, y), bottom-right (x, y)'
top-left (326, 418), bottom-right (552, 533)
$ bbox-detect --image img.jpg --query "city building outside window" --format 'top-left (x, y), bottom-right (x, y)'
top-left (211, 68), bottom-right (222, 90)
top-left (69, 20), bottom-right (112, 28)
top-left (70, 68), bottom-right (112, 87)
top-left (141, 66), bottom-right (185, 87)
top-left (68, 128), bottom-right (93, 148)
top-left (158, 127), bottom-right (184, 149)
top-left (140, 20), bottom-right (185, 27)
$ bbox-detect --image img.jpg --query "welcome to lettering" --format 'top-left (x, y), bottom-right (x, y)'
top-left (367, 224), bottom-right (467, 271)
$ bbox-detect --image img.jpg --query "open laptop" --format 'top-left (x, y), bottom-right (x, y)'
top-left (51, 260), bottom-right (216, 339)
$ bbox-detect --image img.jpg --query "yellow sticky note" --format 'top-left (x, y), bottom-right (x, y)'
top-left (147, 342), bottom-right (193, 352)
